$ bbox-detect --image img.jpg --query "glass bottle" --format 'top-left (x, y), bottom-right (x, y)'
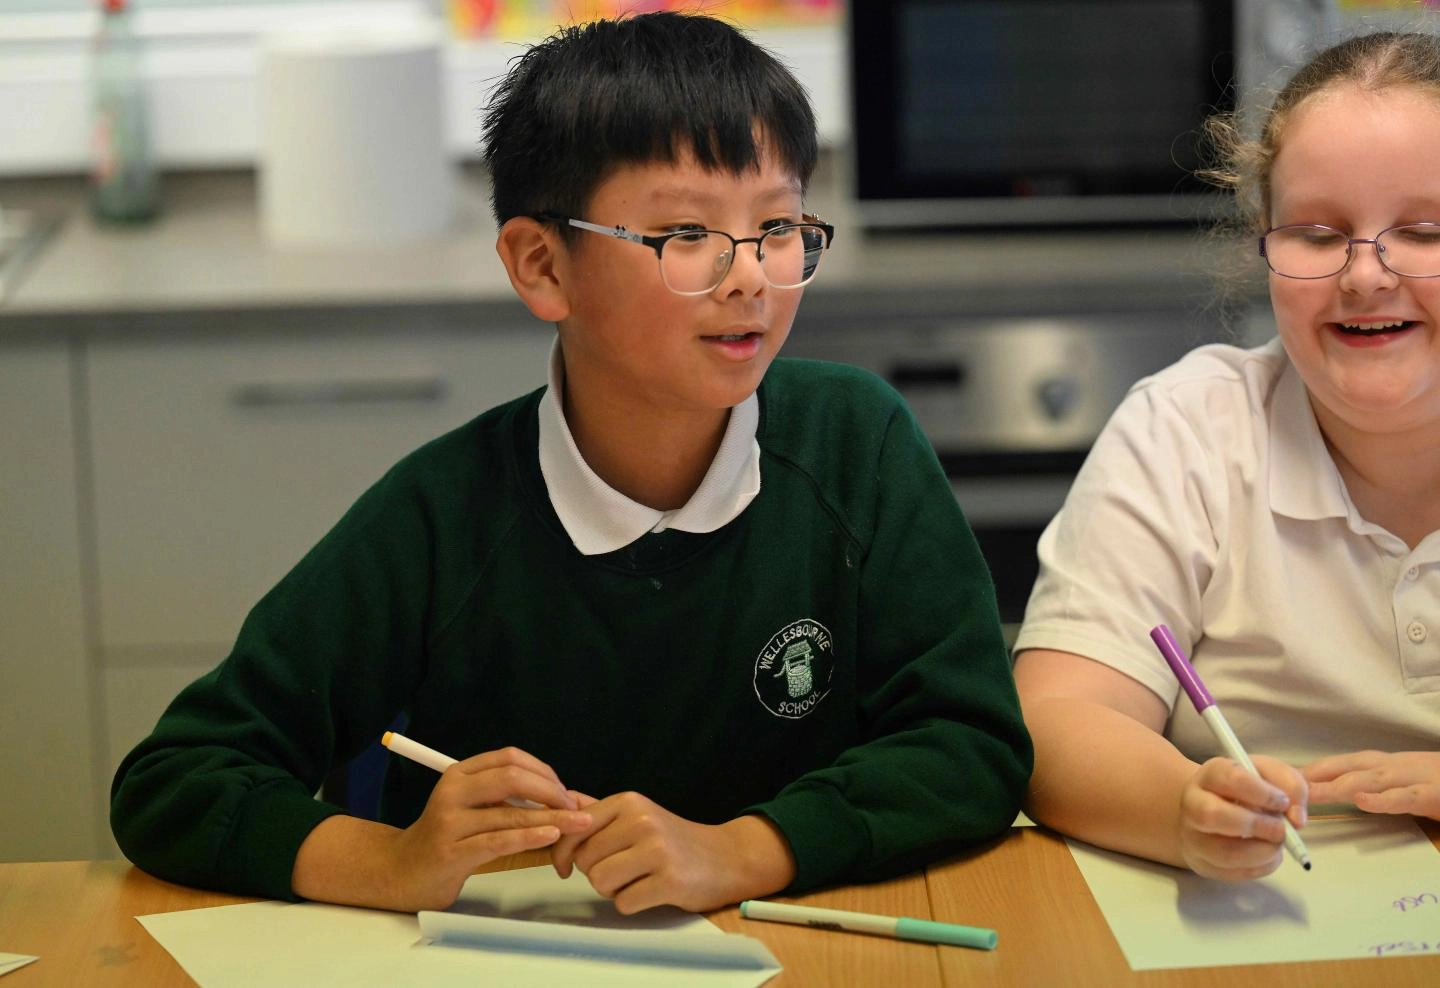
top-left (91, 0), bottom-right (159, 223)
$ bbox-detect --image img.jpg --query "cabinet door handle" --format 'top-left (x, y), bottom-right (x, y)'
top-left (232, 376), bottom-right (447, 407)
top-left (887, 361), bottom-right (967, 391)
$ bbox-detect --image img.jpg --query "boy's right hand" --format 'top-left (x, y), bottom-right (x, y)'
top-left (385, 746), bottom-right (592, 910)
top-left (1177, 755), bottom-right (1307, 881)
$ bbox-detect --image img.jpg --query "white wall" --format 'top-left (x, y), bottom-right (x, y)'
top-left (0, 1), bottom-right (847, 175)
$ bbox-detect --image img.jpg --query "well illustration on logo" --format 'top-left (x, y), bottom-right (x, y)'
top-left (754, 619), bottom-right (834, 720)
top-left (775, 641), bottom-right (814, 697)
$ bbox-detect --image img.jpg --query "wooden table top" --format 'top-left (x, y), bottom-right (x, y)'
top-left (4, 824), bottom-right (1439, 986)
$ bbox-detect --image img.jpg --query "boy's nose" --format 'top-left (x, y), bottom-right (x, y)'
top-left (717, 241), bottom-right (768, 296)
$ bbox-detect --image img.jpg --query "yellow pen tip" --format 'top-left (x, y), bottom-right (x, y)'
top-left (381, 731), bottom-right (394, 747)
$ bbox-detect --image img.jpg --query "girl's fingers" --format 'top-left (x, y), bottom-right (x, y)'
top-left (1302, 750), bottom-right (1386, 783)
top-left (1305, 752), bottom-right (1427, 801)
top-left (1196, 758), bottom-right (1291, 815)
top-left (1354, 785), bottom-right (1440, 818)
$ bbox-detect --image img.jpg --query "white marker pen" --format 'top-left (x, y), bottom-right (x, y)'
top-left (380, 731), bottom-right (546, 810)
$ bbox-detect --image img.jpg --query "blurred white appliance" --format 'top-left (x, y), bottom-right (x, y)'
top-left (258, 18), bottom-right (454, 247)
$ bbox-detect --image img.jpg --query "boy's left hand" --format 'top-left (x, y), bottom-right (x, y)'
top-left (549, 791), bottom-right (796, 913)
top-left (1303, 751), bottom-right (1440, 819)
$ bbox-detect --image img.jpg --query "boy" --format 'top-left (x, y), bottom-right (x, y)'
top-left (111, 12), bottom-right (1031, 915)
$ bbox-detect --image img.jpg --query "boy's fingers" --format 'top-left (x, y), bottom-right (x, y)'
top-left (609, 872), bottom-right (665, 914)
top-left (551, 834), bottom-right (582, 878)
top-left (550, 824), bottom-right (594, 878)
top-left (550, 796), bottom-right (619, 877)
top-left (457, 824), bottom-right (563, 868)
top-left (457, 746), bottom-right (567, 787)
top-left (446, 761), bottom-right (576, 810)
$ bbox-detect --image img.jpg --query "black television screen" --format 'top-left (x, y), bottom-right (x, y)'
top-left (851, 0), bottom-right (1235, 227)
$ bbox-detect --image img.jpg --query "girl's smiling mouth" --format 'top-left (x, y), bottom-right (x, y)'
top-left (1332, 319), bottom-right (1419, 337)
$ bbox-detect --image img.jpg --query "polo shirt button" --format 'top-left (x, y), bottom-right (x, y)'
top-left (1408, 621), bottom-right (1428, 644)
top-left (1407, 566), bottom-right (1421, 581)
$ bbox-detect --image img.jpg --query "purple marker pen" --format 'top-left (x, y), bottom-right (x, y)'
top-left (1150, 624), bottom-right (1312, 871)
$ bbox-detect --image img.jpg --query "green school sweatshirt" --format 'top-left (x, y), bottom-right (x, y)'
top-left (111, 358), bottom-right (1032, 901)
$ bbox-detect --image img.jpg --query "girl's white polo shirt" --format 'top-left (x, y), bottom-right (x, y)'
top-left (1016, 337), bottom-right (1440, 766)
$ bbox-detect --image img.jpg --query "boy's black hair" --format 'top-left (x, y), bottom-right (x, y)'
top-left (481, 12), bottom-right (818, 231)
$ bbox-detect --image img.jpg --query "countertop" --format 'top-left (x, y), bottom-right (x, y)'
top-left (0, 156), bottom-right (1254, 337)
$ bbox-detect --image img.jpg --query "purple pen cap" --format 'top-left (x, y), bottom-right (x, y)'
top-left (1150, 624), bottom-right (1215, 713)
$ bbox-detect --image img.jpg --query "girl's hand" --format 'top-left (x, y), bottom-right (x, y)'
top-left (549, 792), bottom-right (794, 914)
top-left (1177, 755), bottom-right (1307, 881)
top-left (1304, 751), bottom-right (1440, 819)
top-left (384, 746), bottom-right (592, 911)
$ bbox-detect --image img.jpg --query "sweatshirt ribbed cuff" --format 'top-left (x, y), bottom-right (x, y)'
top-left (752, 784), bottom-right (871, 893)
top-left (215, 785), bottom-right (346, 901)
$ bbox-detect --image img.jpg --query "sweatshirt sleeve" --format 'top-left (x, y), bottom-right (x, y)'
top-left (752, 402), bottom-right (1033, 891)
top-left (109, 469), bottom-right (438, 900)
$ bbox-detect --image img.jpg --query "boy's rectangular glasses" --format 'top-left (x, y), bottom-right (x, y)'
top-left (536, 212), bottom-right (835, 296)
top-left (1259, 222), bottom-right (1440, 279)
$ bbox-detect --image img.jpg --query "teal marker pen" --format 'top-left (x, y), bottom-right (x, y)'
top-left (740, 899), bottom-right (997, 950)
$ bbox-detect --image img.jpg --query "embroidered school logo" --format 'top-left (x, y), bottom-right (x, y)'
top-left (753, 619), bottom-right (834, 719)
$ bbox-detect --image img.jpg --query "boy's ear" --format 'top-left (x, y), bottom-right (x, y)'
top-left (495, 217), bottom-right (571, 323)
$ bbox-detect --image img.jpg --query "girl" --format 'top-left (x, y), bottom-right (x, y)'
top-left (1014, 31), bottom-right (1440, 881)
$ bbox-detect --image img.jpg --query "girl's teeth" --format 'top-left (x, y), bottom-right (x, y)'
top-left (1341, 320), bottom-right (1405, 330)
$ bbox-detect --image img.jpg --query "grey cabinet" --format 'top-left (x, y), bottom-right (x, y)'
top-left (0, 341), bottom-right (99, 861)
top-left (1, 322), bottom-right (553, 860)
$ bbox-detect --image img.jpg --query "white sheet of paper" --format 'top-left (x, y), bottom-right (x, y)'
top-left (1068, 814), bottom-right (1440, 970)
top-left (138, 866), bottom-right (780, 988)
top-left (0, 953), bottom-right (39, 977)
top-left (420, 866), bottom-right (779, 969)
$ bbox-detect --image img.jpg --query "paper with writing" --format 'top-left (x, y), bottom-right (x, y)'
top-left (1067, 814), bottom-right (1440, 970)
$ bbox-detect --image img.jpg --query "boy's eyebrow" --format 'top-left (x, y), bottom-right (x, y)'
top-left (644, 182), bottom-right (804, 208)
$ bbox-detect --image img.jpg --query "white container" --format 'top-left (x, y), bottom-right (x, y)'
top-left (258, 20), bottom-right (453, 248)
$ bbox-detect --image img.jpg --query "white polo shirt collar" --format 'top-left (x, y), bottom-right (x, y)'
top-left (1267, 352), bottom-right (1351, 523)
top-left (537, 340), bottom-right (761, 555)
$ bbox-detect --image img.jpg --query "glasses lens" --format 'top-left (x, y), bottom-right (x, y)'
top-left (759, 225), bottom-right (829, 289)
top-left (1377, 224), bottom-right (1440, 277)
top-left (657, 232), bottom-right (731, 295)
top-left (656, 225), bottom-right (831, 294)
top-left (1263, 226), bottom-right (1349, 278)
